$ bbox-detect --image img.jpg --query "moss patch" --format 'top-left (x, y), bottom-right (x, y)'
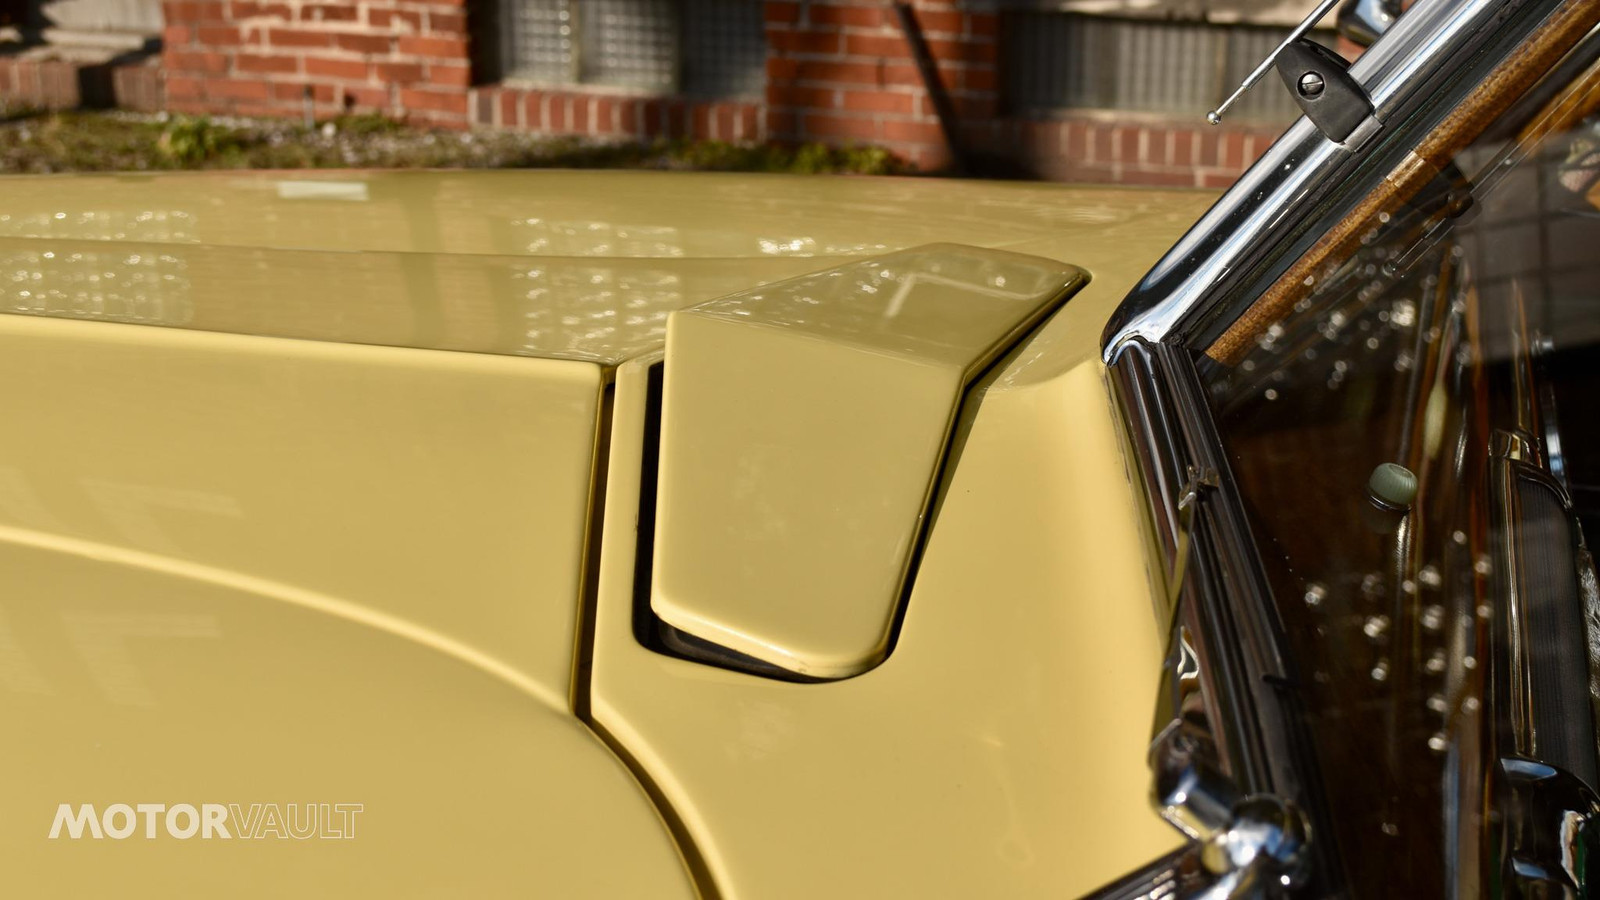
top-left (0, 109), bottom-right (913, 175)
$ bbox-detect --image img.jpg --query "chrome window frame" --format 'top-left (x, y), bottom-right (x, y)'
top-left (1102, 0), bottom-right (1557, 357)
top-left (1093, 0), bottom-right (1588, 895)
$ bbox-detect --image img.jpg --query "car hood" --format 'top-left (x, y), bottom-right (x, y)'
top-left (0, 169), bottom-right (1215, 364)
top-left (0, 169), bottom-right (1221, 896)
top-left (0, 530), bottom-right (696, 897)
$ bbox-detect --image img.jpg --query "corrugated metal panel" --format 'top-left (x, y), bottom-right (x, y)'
top-left (580, 0), bottom-right (678, 90)
top-left (1003, 12), bottom-right (1327, 122)
top-left (504, 0), bottom-right (577, 84)
top-left (683, 0), bottom-right (767, 98)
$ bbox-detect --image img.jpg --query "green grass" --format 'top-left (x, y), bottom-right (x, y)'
top-left (0, 109), bottom-right (913, 175)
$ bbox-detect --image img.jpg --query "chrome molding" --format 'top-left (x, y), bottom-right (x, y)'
top-left (1079, 845), bottom-right (1196, 900)
top-left (1337, 0), bottom-right (1401, 47)
top-left (1208, 0), bottom-right (1382, 149)
top-left (1102, 0), bottom-right (1567, 361)
top-left (1146, 623), bottom-right (1313, 898)
top-left (1101, 340), bottom-right (1338, 898)
top-left (1101, 1), bottom-right (1600, 894)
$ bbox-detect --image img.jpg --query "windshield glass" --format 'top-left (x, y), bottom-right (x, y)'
top-left (1202, 35), bottom-right (1600, 898)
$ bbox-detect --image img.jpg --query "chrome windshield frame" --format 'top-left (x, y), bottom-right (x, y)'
top-left (1101, 0), bottom-right (1565, 359)
top-left (1108, 340), bottom-right (1341, 897)
top-left (1093, 0), bottom-right (1592, 895)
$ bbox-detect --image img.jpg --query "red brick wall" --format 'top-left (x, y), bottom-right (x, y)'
top-left (0, 53), bottom-right (163, 112)
top-left (763, 0), bottom-right (1274, 184)
top-left (1008, 115), bottom-right (1287, 188)
top-left (161, 0), bottom-right (474, 123)
top-left (158, 0), bottom-right (764, 139)
top-left (0, 56), bottom-right (97, 110)
top-left (764, 0), bottom-right (997, 171)
top-left (0, 0), bottom-right (1283, 187)
top-left (463, 86), bottom-right (763, 142)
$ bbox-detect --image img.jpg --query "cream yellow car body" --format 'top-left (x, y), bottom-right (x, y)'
top-left (0, 170), bottom-right (1214, 897)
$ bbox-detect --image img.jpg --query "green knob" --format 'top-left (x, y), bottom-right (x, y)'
top-left (1369, 462), bottom-right (1418, 509)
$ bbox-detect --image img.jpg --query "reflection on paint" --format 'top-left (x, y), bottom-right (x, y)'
top-left (4, 247), bottom-right (192, 326)
top-left (62, 611), bottom-right (222, 707)
top-left (275, 181), bottom-right (370, 202)
top-left (725, 700), bottom-right (797, 763)
top-left (511, 219), bottom-right (686, 257)
top-left (0, 208), bottom-right (197, 243)
top-left (517, 264), bottom-right (679, 357)
top-left (0, 604), bottom-right (51, 695)
top-left (0, 466), bottom-right (71, 533)
top-left (0, 172), bottom-right (1217, 366)
top-left (80, 480), bottom-right (244, 558)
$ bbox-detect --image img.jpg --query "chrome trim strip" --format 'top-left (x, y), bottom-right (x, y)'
top-left (1102, 0), bottom-right (1560, 361)
top-left (1080, 845), bottom-right (1194, 900)
top-left (1110, 340), bottom-right (1342, 895)
top-left (1101, 3), bottom-right (1599, 891)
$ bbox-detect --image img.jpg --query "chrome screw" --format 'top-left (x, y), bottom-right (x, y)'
top-left (1298, 72), bottom-right (1326, 98)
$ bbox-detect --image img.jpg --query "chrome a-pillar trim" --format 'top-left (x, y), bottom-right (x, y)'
top-left (1095, 340), bottom-right (1335, 898)
top-left (1337, 0), bottom-right (1401, 47)
top-left (1098, 3), bottom-right (1597, 894)
top-left (1146, 622), bottom-right (1313, 898)
top-left (1101, 0), bottom-right (1568, 361)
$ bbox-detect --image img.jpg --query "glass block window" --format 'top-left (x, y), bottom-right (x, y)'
top-left (500, 0), bottom-right (766, 98)
top-left (683, 0), bottom-right (767, 98)
top-left (1002, 12), bottom-right (1335, 122)
top-left (505, 0), bottom-right (577, 85)
top-left (581, 0), bottom-right (677, 90)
